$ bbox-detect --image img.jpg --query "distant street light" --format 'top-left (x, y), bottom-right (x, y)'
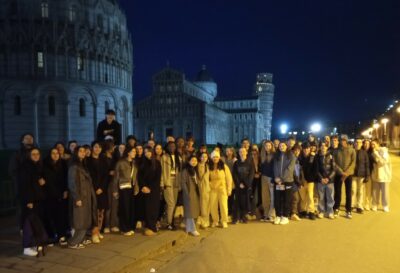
top-left (310, 123), bottom-right (322, 133)
top-left (397, 106), bottom-right (400, 113)
top-left (280, 124), bottom-right (288, 134)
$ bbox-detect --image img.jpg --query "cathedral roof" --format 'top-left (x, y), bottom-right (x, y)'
top-left (195, 65), bottom-right (214, 82)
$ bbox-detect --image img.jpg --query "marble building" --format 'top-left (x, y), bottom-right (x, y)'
top-left (0, 0), bottom-right (133, 148)
top-left (134, 66), bottom-right (274, 145)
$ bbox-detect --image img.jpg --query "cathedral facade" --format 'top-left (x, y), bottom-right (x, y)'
top-left (0, 0), bottom-right (133, 148)
top-left (134, 66), bottom-right (274, 145)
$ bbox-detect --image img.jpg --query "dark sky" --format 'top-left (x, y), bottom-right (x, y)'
top-left (119, 0), bottom-right (400, 131)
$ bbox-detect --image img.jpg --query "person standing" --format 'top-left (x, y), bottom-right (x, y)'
top-left (232, 148), bottom-right (255, 224)
top-left (181, 155), bottom-right (201, 236)
top-left (19, 148), bottom-right (48, 256)
top-left (103, 141), bottom-right (119, 233)
top-left (333, 135), bottom-right (356, 219)
top-left (138, 147), bottom-right (162, 236)
top-left (224, 147), bottom-right (237, 221)
top-left (9, 133), bottom-right (36, 230)
top-left (209, 150), bottom-right (233, 228)
top-left (86, 141), bottom-right (108, 242)
top-left (352, 137), bottom-right (370, 214)
top-left (316, 143), bottom-right (336, 219)
top-left (68, 147), bottom-right (97, 249)
top-left (161, 141), bottom-right (182, 230)
top-left (249, 144), bottom-right (261, 220)
top-left (273, 142), bottom-right (296, 225)
top-left (197, 152), bottom-right (211, 229)
top-left (363, 139), bottom-right (374, 210)
top-left (370, 140), bottom-right (392, 212)
top-left (299, 142), bottom-right (318, 220)
top-left (260, 140), bottom-right (276, 222)
top-left (290, 144), bottom-right (303, 221)
top-left (97, 109), bottom-right (122, 144)
top-left (113, 146), bottom-right (139, 236)
top-left (42, 148), bottom-right (69, 246)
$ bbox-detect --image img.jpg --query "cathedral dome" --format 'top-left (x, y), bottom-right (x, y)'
top-left (195, 65), bottom-right (214, 82)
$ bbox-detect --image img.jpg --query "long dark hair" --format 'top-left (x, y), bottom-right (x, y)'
top-left (143, 146), bottom-right (158, 171)
top-left (209, 157), bottom-right (225, 171)
top-left (185, 155), bottom-right (199, 177)
top-left (70, 146), bottom-right (86, 168)
top-left (165, 141), bottom-right (181, 171)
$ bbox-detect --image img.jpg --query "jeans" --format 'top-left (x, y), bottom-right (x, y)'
top-left (261, 176), bottom-right (275, 218)
top-left (232, 188), bottom-right (249, 221)
top-left (317, 183), bottom-right (334, 214)
top-left (351, 177), bottom-right (365, 209)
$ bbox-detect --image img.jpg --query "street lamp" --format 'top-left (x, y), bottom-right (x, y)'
top-left (397, 106), bottom-right (400, 113)
top-left (381, 118), bottom-right (389, 135)
top-left (381, 118), bottom-right (389, 144)
top-left (280, 124), bottom-right (288, 135)
top-left (373, 123), bottom-right (380, 139)
top-left (310, 123), bottom-right (322, 133)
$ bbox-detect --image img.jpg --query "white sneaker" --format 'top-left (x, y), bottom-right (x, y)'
top-left (364, 205), bottom-right (370, 211)
top-left (190, 231), bottom-right (200, 236)
top-left (92, 234), bottom-right (100, 244)
top-left (123, 231), bottom-right (134, 236)
top-left (273, 217), bottom-right (281, 225)
top-left (98, 233), bottom-right (104, 239)
top-left (23, 247), bottom-right (38, 256)
top-left (371, 206), bottom-right (378, 212)
top-left (328, 213), bottom-right (335, 219)
top-left (111, 227), bottom-right (120, 233)
top-left (103, 228), bottom-right (110, 234)
top-left (383, 206), bottom-right (390, 212)
top-left (317, 213), bottom-right (324, 219)
top-left (222, 222), bottom-right (228, 228)
top-left (280, 217), bottom-right (289, 225)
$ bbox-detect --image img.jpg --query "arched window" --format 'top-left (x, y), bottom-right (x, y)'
top-left (68, 5), bottom-right (76, 22)
top-left (41, 1), bottom-right (48, 18)
top-left (105, 101), bottom-right (110, 113)
top-left (48, 96), bottom-right (55, 116)
top-left (79, 98), bottom-right (86, 117)
top-left (14, 96), bottom-right (21, 116)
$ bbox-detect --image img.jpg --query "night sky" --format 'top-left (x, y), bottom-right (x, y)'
top-left (119, 0), bottom-right (400, 131)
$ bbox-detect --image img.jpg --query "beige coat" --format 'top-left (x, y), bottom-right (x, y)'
top-left (160, 154), bottom-right (182, 188)
top-left (209, 164), bottom-right (233, 195)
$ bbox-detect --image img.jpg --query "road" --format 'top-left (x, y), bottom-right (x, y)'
top-left (133, 153), bottom-right (400, 273)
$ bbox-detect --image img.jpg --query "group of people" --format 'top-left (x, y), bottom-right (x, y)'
top-left (9, 110), bottom-right (393, 257)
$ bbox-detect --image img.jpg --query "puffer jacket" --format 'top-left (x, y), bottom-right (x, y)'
top-left (354, 149), bottom-right (370, 178)
top-left (371, 147), bottom-right (392, 183)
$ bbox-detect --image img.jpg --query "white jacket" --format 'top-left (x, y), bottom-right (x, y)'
top-left (371, 147), bottom-right (392, 183)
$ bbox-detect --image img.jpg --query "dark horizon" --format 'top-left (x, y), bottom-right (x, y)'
top-left (120, 0), bottom-right (400, 131)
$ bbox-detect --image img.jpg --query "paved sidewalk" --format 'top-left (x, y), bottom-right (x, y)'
top-left (0, 216), bottom-right (192, 273)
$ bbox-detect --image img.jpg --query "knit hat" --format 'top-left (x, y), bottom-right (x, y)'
top-left (340, 134), bottom-right (349, 142)
top-left (210, 150), bottom-right (220, 159)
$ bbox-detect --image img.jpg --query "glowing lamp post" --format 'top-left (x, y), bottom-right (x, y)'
top-left (381, 118), bottom-right (389, 144)
top-left (373, 123), bottom-right (380, 139)
top-left (310, 123), bottom-right (322, 134)
top-left (280, 124), bottom-right (288, 135)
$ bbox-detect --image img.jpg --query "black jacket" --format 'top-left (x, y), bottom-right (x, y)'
top-left (354, 149), bottom-right (370, 178)
top-left (299, 153), bottom-right (318, 182)
top-left (42, 158), bottom-right (68, 199)
top-left (260, 152), bottom-right (274, 177)
top-left (233, 159), bottom-right (255, 189)
top-left (19, 160), bottom-right (46, 204)
top-left (96, 119), bottom-right (121, 144)
top-left (86, 156), bottom-right (108, 192)
top-left (316, 153), bottom-right (336, 183)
